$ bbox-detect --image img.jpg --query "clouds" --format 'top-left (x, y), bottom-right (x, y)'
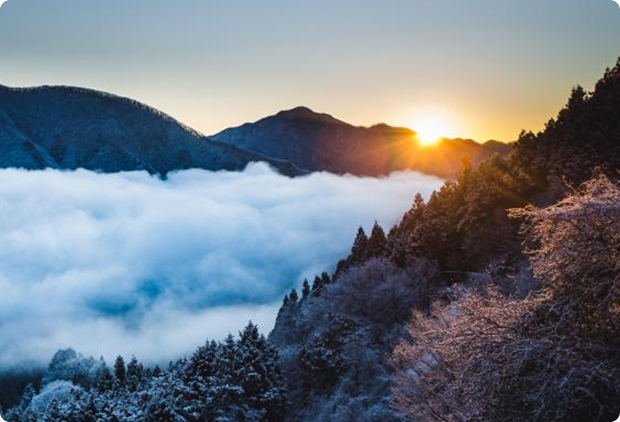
top-left (0, 164), bottom-right (443, 367)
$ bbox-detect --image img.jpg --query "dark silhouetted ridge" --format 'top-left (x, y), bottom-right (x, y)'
top-left (214, 107), bottom-right (511, 178)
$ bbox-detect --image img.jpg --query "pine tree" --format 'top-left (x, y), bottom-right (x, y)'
top-left (239, 321), bottom-right (261, 346)
top-left (114, 356), bottom-right (126, 386)
top-left (350, 227), bottom-right (369, 263)
top-left (126, 356), bottom-right (144, 391)
top-left (207, 334), bottom-right (244, 419)
top-left (320, 272), bottom-right (331, 286)
top-left (187, 340), bottom-right (218, 380)
top-left (288, 289), bottom-right (299, 305)
top-left (311, 272), bottom-right (331, 297)
top-left (147, 402), bottom-right (177, 422)
top-left (367, 221), bottom-right (387, 257)
top-left (97, 365), bottom-right (114, 393)
top-left (236, 322), bottom-right (287, 422)
top-left (311, 275), bottom-right (323, 297)
top-left (81, 394), bottom-right (98, 422)
top-left (301, 280), bottom-right (311, 299)
top-left (219, 334), bottom-right (239, 381)
top-left (271, 290), bottom-right (300, 346)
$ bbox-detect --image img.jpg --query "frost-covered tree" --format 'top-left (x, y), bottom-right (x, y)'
top-left (392, 175), bottom-right (620, 422)
top-left (236, 322), bottom-right (287, 421)
top-left (96, 365), bottom-right (114, 393)
top-left (113, 356), bottom-right (126, 387)
top-left (126, 357), bottom-right (144, 392)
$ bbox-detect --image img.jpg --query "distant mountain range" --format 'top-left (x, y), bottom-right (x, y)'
top-left (0, 85), bottom-right (510, 178)
top-left (214, 106), bottom-right (512, 178)
top-left (0, 85), bottom-right (302, 176)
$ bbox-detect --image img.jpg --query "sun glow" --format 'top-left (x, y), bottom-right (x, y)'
top-left (412, 117), bottom-right (448, 146)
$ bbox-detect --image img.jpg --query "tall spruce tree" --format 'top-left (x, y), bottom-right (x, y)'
top-left (114, 356), bottom-right (126, 386)
top-left (126, 356), bottom-right (143, 391)
top-left (351, 227), bottom-right (369, 263)
top-left (367, 222), bottom-right (387, 257)
top-left (301, 280), bottom-right (311, 299)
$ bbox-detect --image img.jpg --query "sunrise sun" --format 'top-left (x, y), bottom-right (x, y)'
top-left (411, 117), bottom-right (448, 146)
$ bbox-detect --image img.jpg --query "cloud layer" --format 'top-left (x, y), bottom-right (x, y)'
top-left (0, 164), bottom-right (443, 366)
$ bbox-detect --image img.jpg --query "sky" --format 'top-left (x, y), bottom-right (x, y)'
top-left (0, 0), bottom-right (620, 140)
top-left (0, 165), bottom-right (443, 366)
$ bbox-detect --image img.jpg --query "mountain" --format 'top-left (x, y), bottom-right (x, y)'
top-left (213, 106), bottom-right (512, 178)
top-left (0, 85), bottom-right (507, 179)
top-left (0, 85), bottom-right (303, 176)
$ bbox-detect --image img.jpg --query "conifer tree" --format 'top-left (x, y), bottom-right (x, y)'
top-left (301, 279), bottom-right (311, 299)
top-left (350, 227), bottom-right (369, 263)
top-left (288, 289), bottom-right (299, 305)
top-left (97, 365), bottom-right (114, 393)
top-left (237, 322), bottom-right (287, 422)
top-left (114, 356), bottom-right (126, 386)
top-left (367, 221), bottom-right (387, 257)
top-left (81, 394), bottom-right (98, 422)
top-left (147, 402), bottom-right (176, 422)
top-left (126, 356), bottom-right (144, 391)
top-left (311, 275), bottom-right (323, 297)
top-left (320, 271), bottom-right (331, 286)
top-left (187, 340), bottom-right (219, 380)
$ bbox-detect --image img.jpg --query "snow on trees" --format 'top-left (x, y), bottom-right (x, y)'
top-left (391, 174), bottom-right (620, 422)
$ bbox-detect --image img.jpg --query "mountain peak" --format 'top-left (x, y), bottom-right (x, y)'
top-left (275, 106), bottom-right (349, 126)
top-left (279, 106), bottom-right (315, 115)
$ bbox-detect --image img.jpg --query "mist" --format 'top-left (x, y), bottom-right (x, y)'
top-left (0, 163), bottom-right (443, 367)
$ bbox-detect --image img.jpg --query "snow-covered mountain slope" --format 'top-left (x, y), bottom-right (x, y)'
top-left (0, 85), bottom-right (303, 176)
top-left (213, 106), bottom-right (512, 178)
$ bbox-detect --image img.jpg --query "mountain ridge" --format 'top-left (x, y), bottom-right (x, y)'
top-left (0, 84), bottom-right (509, 179)
top-left (0, 84), bottom-right (304, 176)
top-left (213, 106), bottom-right (512, 178)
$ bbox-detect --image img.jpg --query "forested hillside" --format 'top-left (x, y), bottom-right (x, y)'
top-left (2, 324), bottom-right (286, 422)
top-left (270, 59), bottom-right (620, 421)
top-left (4, 60), bottom-right (620, 422)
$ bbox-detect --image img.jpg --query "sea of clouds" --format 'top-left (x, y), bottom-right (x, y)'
top-left (0, 163), bottom-right (443, 367)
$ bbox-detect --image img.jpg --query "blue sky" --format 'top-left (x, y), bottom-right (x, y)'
top-left (1, 0), bottom-right (619, 140)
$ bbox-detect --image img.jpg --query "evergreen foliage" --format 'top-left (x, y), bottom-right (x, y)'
top-left (270, 59), bottom-right (620, 421)
top-left (5, 323), bottom-right (286, 422)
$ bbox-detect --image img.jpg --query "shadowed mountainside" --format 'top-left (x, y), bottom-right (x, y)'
top-left (213, 106), bottom-right (511, 178)
top-left (0, 85), bottom-right (303, 176)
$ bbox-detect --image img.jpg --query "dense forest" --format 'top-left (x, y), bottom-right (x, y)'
top-left (269, 58), bottom-right (620, 422)
top-left (3, 60), bottom-right (620, 421)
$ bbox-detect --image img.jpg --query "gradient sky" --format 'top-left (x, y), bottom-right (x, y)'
top-left (1, 0), bottom-right (619, 141)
